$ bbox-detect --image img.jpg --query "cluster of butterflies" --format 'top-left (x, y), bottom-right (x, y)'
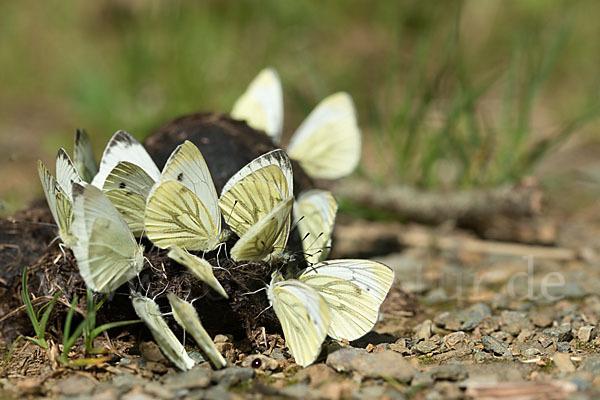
top-left (36, 67), bottom-right (394, 369)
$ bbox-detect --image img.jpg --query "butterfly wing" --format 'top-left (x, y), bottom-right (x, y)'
top-left (219, 149), bottom-right (293, 239)
top-left (91, 130), bottom-right (160, 189)
top-left (73, 129), bottom-right (98, 183)
top-left (168, 245), bottom-right (228, 298)
top-left (268, 276), bottom-right (330, 367)
top-left (145, 180), bottom-right (220, 251)
top-left (287, 92), bottom-right (361, 180)
top-left (71, 183), bottom-right (144, 293)
top-left (298, 259), bottom-right (394, 341)
top-left (231, 67), bottom-right (284, 143)
top-left (230, 195), bottom-right (294, 262)
top-left (38, 161), bottom-right (76, 247)
top-left (294, 189), bottom-right (337, 264)
top-left (56, 149), bottom-right (83, 200)
top-left (159, 141), bottom-right (221, 231)
top-left (132, 293), bottom-right (195, 371)
top-left (167, 293), bottom-right (227, 369)
top-left (103, 161), bottom-right (156, 236)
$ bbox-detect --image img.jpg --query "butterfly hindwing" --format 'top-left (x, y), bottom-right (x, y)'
top-left (167, 245), bottom-right (228, 298)
top-left (298, 259), bottom-right (394, 341)
top-left (287, 92), bottom-right (361, 180)
top-left (231, 67), bottom-right (283, 143)
top-left (268, 274), bottom-right (330, 367)
top-left (91, 130), bottom-right (160, 189)
top-left (71, 183), bottom-right (144, 293)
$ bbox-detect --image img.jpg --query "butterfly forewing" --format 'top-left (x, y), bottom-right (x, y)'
top-left (71, 184), bottom-right (144, 293)
top-left (168, 245), bottom-right (228, 298)
top-left (287, 92), bottom-right (361, 180)
top-left (132, 294), bottom-right (195, 371)
top-left (167, 293), bottom-right (227, 369)
top-left (230, 196), bottom-right (293, 261)
top-left (294, 189), bottom-right (337, 264)
top-left (299, 259), bottom-right (394, 341)
top-left (231, 67), bottom-right (283, 143)
top-left (56, 148), bottom-right (83, 200)
top-left (159, 141), bottom-right (221, 231)
top-left (268, 277), bottom-right (330, 367)
top-left (74, 129), bottom-right (98, 183)
top-left (91, 130), bottom-right (160, 189)
top-left (145, 180), bottom-right (220, 251)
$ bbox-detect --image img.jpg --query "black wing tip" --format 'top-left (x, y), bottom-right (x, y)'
top-left (109, 130), bottom-right (137, 148)
top-left (72, 182), bottom-right (86, 196)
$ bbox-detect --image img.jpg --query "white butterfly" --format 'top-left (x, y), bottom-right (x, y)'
top-left (73, 129), bottom-right (98, 183)
top-left (267, 271), bottom-right (330, 367)
top-left (231, 67), bottom-right (283, 140)
top-left (71, 183), bottom-right (144, 293)
top-left (293, 189), bottom-right (337, 264)
top-left (37, 149), bottom-right (84, 247)
top-left (231, 68), bottom-right (361, 180)
top-left (131, 293), bottom-right (195, 371)
top-left (91, 130), bottom-right (160, 188)
top-left (218, 149), bottom-right (294, 262)
top-left (167, 293), bottom-right (227, 369)
top-left (91, 130), bottom-right (161, 236)
top-left (297, 259), bottom-right (394, 341)
top-left (145, 140), bottom-right (227, 251)
top-left (167, 245), bottom-right (228, 299)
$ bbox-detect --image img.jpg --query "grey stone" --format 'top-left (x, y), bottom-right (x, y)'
top-left (553, 353), bottom-right (575, 373)
top-left (110, 374), bottom-right (148, 392)
top-left (578, 355), bottom-right (600, 374)
top-left (442, 331), bottom-right (467, 349)
top-left (355, 386), bottom-right (407, 400)
top-left (428, 364), bottom-right (468, 381)
top-left (163, 367), bottom-right (213, 391)
top-left (413, 340), bottom-right (439, 355)
top-left (414, 320), bottom-right (433, 341)
top-left (279, 384), bottom-right (311, 399)
top-left (203, 385), bottom-right (237, 400)
top-left (481, 335), bottom-right (510, 356)
top-left (424, 288), bottom-right (449, 305)
top-left (556, 341), bottom-right (571, 353)
top-left (474, 351), bottom-right (493, 362)
top-left (500, 311), bottom-right (533, 336)
top-left (577, 325), bottom-right (597, 342)
top-left (326, 348), bottom-right (415, 383)
top-left (212, 367), bottom-right (254, 387)
top-left (121, 392), bottom-right (156, 400)
top-left (522, 348), bottom-right (541, 358)
top-left (433, 312), bottom-right (461, 331)
top-left (530, 312), bottom-right (553, 328)
top-left (55, 375), bottom-right (96, 396)
top-left (411, 371), bottom-right (434, 388)
top-left (490, 331), bottom-right (513, 344)
top-left (543, 323), bottom-right (572, 342)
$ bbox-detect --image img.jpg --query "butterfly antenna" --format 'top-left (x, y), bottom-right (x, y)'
top-left (255, 304), bottom-right (273, 320)
top-left (241, 287), bottom-right (267, 296)
top-left (290, 215), bottom-right (304, 233)
top-left (223, 200), bottom-right (239, 227)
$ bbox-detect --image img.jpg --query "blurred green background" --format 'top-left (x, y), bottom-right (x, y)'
top-left (2, 0), bottom-right (600, 216)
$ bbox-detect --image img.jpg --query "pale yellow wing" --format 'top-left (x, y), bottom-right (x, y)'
top-left (230, 196), bottom-right (293, 262)
top-left (298, 259), bottom-right (394, 341)
top-left (132, 293), bottom-right (195, 371)
top-left (103, 161), bottom-right (156, 236)
top-left (268, 274), bottom-right (330, 367)
top-left (167, 293), bottom-right (227, 369)
top-left (294, 189), bottom-right (337, 264)
top-left (37, 160), bottom-right (76, 247)
top-left (73, 129), bottom-right (98, 183)
top-left (145, 180), bottom-right (221, 251)
top-left (167, 245), bottom-right (228, 298)
top-left (231, 67), bottom-right (283, 143)
top-left (219, 149), bottom-right (293, 241)
top-left (287, 92), bottom-right (361, 180)
top-left (71, 184), bottom-right (144, 293)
